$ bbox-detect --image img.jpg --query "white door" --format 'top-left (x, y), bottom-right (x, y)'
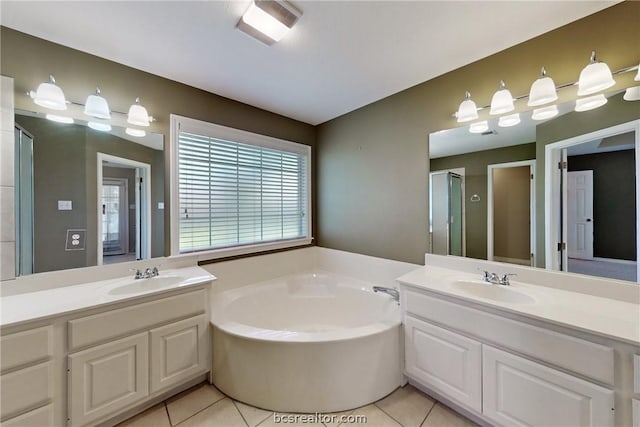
top-left (483, 345), bottom-right (614, 427)
top-left (567, 171), bottom-right (594, 260)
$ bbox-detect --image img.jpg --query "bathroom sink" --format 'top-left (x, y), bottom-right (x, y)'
top-left (449, 280), bottom-right (536, 304)
top-left (108, 276), bottom-right (186, 295)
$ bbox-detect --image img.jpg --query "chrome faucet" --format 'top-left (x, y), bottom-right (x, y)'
top-left (373, 286), bottom-right (400, 303)
top-left (480, 270), bottom-right (516, 286)
top-left (130, 267), bottom-right (160, 280)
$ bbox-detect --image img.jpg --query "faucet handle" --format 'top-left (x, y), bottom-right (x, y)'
top-left (499, 273), bottom-right (517, 286)
top-left (477, 268), bottom-right (491, 282)
top-left (129, 268), bottom-right (143, 279)
top-left (152, 266), bottom-right (159, 276)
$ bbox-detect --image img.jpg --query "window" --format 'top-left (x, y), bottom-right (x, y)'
top-left (171, 116), bottom-right (311, 256)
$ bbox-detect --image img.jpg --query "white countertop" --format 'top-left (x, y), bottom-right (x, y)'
top-left (0, 266), bottom-right (216, 328)
top-left (397, 265), bottom-right (640, 346)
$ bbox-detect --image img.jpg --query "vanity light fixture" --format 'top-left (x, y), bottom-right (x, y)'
top-left (127, 97), bottom-right (150, 127)
top-left (469, 120), bottom-right (489, 134)
top-left (577, 51), bottom-right (615, 96)
top-left (126, 128), bottom-right (146, 138)
top-left (30, 75), bottom-right (67, 110)
top-left (498, 113), bottom-right (520, 127)
top-left (45, 114), bottom-right (73, 124)
top-left (635, 64), bottom-right (640, 81)
top-left (489, 81), bottom-right (515, 115)
top-left (84, 87), bottom-right (111, 119)
top-left (456, 91), bottom-right (479, 122)
top-left (623, 86), bottom-right (640, 102)
top-left (574, 93), bottom-right (607, 112)
top-left (88, 121), bottom-right (112, 132)
top-left (237, 0), bottom-right (302, 45)
top-left (532, 105), bottom-right (559, 121)
top-left (527, 67), bottom-right (558, 106)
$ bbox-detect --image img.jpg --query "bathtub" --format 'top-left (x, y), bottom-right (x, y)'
top-left (210, 271), bottom-right (402, 413)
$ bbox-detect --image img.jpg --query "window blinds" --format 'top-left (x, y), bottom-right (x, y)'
top-left (178, 131), bottom-right (308, 253)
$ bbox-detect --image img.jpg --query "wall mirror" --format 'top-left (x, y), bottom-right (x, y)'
top-left (14, 110), bottom-right (164, 276)
top-left (428, 90), bottom-right (639, 283)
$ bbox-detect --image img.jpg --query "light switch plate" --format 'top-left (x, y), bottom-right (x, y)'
top-left (58, 200), bottom-right (72, 210)
top-left (65, 229), bottom-right (86, 251)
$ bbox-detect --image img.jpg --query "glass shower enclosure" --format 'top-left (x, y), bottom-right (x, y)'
top-left (429, 171), bottom-right (463, 256)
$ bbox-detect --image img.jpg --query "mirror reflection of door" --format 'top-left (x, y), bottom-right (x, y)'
top-left (102, 178), bottom-right (129, 259)
top-left (14, 125), bottom-right (34, 275)
top-left (567, 170), bottom-right (594, 260)
top-left (430, 170), bottom-right (464, 256)
top-left (488, 161), bottom-right (535, 266)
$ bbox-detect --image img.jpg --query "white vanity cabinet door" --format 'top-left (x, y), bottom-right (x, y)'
top-left (483, 345), bottom-right (614, 427)
top-left (68, 333), bottom-right (149, 427)
top-left (404, 315), bottom-right (482, 412)
top-left (149, 315), bottom-right (208, 393)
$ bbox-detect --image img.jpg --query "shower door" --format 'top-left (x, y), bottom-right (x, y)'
top-left (14, 125), bottom-right (34, 275)
top-left (430, 171), bottom-right (463, 256)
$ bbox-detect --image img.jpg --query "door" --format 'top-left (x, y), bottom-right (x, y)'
top-left (102, 178), bottom-right (129, 256)
top-left (567, 170), bottom-right (594, 260)
top-left (449, 174), bottom-right (463, 256)
top-left (483, 345), bottom-right (614, 427)
top-left (14, 126), bottom-right (34, 275)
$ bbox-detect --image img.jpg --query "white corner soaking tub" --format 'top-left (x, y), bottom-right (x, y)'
top-left (211, 271), bottom-right (402, 413)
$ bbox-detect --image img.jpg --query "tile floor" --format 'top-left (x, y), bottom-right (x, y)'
top-left (118, 382), bottom-right (479, 427)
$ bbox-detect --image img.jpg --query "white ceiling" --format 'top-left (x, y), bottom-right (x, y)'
top-left (0, 1), bottom-right (617, 125)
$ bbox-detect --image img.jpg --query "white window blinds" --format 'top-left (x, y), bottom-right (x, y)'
top-left (178, 131), bottom-right (309, 253)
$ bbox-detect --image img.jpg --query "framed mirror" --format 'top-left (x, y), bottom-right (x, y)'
top-left (428, 90), bottom-right (639, 283)
top-left (14, 110), bottom-right (164, 275)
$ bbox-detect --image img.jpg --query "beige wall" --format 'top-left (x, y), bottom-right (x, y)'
top-left (492, 166), bottom-right (531, 262)
top-left (317, 2), bottom-right (640, 264)
top-left (1, 27), bottom-right (317, 258)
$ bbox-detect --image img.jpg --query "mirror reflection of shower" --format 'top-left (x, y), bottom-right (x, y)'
top-left (429, 170), bottom-right (464, 257)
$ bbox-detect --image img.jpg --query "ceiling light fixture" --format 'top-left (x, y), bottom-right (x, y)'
top-left (498, 113), bottom-right (520, 127)
top-left (577, 51), bottom-right (615, 96)
top-left (532, 105), bottom-right (559, 121)
top-left (623, 86), bottom-right (640, 102)
top-left (528, 67), bottom-right (558, 106)
top-left (469, 121), bottom-right (489, 134)
top-left (30, 75), bottom-right (67, 110)
top-left (456, 91), bottom-right (479, 123)
top-left (575, 94), bottom-right (607, 112)
top-left (127, 97), bottom-right (150, 127)
top-left (84, 87), bottom-right (111, 119)
top-left (237, 0), bottom-right (302, 45)
top-left (490, 81), bottom-right (514, 115)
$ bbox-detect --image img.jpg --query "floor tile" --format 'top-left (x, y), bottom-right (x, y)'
top-left (321, 409), bottom-right (355, 427)
top-left (117, 404), bottom-right (170, 427)
top-left (256, 412), bottom-right (324, 427)
top-left (166, 383), bottom-right (225, 425)
top-left (421, 403), bottom-right (478, 427)
top-left (176, 398), bottom-right (247, 427)
top-left (347, 405), bottom-right (401, 426)
top-left (233, 400), bottom-right (272, 427)
top-left (375, 385), bottom-right (435, 427)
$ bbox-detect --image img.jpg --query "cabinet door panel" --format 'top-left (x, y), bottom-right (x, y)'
top-left (483, 345), bottom-right (614, 427)
top-left (0, 361), bottom-right (52, 420)
top-left (1, 404), bottom-right (53, 427)
top-left (150, 315), bottom-right (208, 393)
top-left (68, 333), bottom-right (148, 427)
top-left (405, 315), bottom-right (481, 412)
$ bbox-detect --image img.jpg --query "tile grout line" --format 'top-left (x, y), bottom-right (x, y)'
top-left (373, 403), bottom-right (404, 426)
top-left (419, 402), bottom-right (438, 427)
top-left (231, 399), bottom-right (251, 427)
top-left (170, 394), bottom-right (227, 426)
top-left (164, 402), bottom-right (173, 427)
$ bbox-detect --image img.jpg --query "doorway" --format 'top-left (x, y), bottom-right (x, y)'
top-left (487, 160), bottom-right (536, 266)
top-left (545, 120), bottom-right (639, 282)
top-left (429, 170), bottom-right (465, 256)
top-left (97, 153), bottom-right (151, 265)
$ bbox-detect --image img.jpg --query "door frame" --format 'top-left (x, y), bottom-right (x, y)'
top-left (545, 119), bottom-right (640, 280)
top-left (97, 153), bottom-right (152, 265)
top-left (487, 160), bottom-right (536, 266)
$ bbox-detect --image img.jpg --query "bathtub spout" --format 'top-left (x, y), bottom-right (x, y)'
top-left (373, 286), bottom-right (400, 303)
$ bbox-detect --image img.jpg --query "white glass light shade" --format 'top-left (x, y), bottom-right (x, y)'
top-left (456, 92), bottom-right (478, 123)
top-left (490, 81), bottom-right (514, 115)
top-left (84, 89), bottom-right (111, 119)
top-left (528, 68), bottom-right (557, 106)
top-left (45, 114), bottom-right (73, 124)
top-left (469, 121), bottom-right (489, 134)
top-left (623, 86), bottom-right (640, 101)
top-left (577, 52), bottom-right (615, 96)
top-left (32, 75), bottom-right (67, 110)
top-left (532, 105), bottom-right (559, 121)
top-left (126, 128), bottom-right (146, 137)
top-left (634, 64), bottom-right (640, 81)
top-left (242, 2), bottom-right (290, 42)
top-left (88, 121), bottom-right (112, 132)
top-left (127, 98), bottom-right (150, 127)
top-left (498, 113), bottom-right (520, 127)
top-left (575, 94), bottom-right (607, 112)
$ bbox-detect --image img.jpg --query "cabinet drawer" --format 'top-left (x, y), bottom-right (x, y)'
top-left (633, 399), bottom-right (640, 427)
top-left (1, 404), bottom-right (53, 427)
top-left (0, 361), bottom-right (52, 420)
top-left (483, 345), bottom-right (614, 427)
top-left (405, 315), bottom-right (481, 412)
top-left (0, 326), bottom-right (52, 372)
top-left (69, 289), bottom-right (205, 350)
top-left (404, 287), bottom-right (614, 385)
top-left (68, 332), bottom-right (149, 427)
top-left (150, 315), bottom-right (208, 393)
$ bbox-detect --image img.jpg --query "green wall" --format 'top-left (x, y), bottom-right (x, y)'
top-left (317, 2), bottom-right (640, 264)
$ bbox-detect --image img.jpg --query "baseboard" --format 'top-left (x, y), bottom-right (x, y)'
top-left (592, 257), bottom-right (636, 266)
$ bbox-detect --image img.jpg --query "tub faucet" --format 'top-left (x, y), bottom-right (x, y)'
top-left (373, 286), bottom-right (400, 303)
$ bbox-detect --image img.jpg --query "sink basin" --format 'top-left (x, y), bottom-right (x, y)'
top-left (449, 280), bottom-right (536, 304)
top-left (108, 276), bottom-right (186, 295)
